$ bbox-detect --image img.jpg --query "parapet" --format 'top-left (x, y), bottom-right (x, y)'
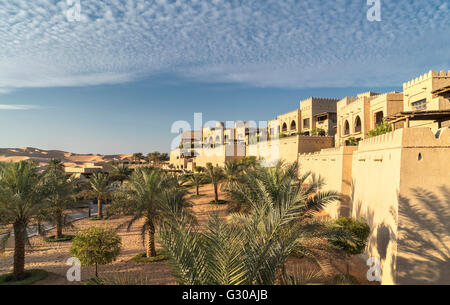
top-left (357, 127), bottom-right (450, 153)
top-left (403, 70), bottom-right (450, 90)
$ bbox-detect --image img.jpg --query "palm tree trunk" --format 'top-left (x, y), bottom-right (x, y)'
top-left (97, 198), bottom-right (103, 218)
top-left (56, 214), bottom-right (63, 239)
top-left (13, 221), bottom-right (26, 281)
top-left (146, 219), bottom-right (157, 257)
top-left (214, 183), bottom-right (219, 202)
top-left (196, 184), bottom-right (199, 195)
top-left (95, 262), bottom-right (98, 277)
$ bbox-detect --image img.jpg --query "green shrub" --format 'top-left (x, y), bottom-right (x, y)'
top-left (329, 217), bottom-right (370, 255)
top-left (346, 137), bottom-right (359, 146)
top-left (70, 227), bottom-right (121, 277)
top-left (367, 123), bottom-right (392, 138)
top-left (132, 250), bottom-right (168, 263)
top-left (209, 200), bottom-right (228, 205)
top-left (88, 217), bottom-right (102, 221)
top-left (0, 269), bottom-right (48, 285)
top-left (43, 235), bottom-right (74, 242)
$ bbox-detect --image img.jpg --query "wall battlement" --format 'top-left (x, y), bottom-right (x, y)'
top-left (403, 70), bottom-right (450, 90)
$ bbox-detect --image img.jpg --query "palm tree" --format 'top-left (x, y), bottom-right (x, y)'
top-left (222, 160), bottom-right (242, 191)
top-left (132, 153), bottom-right (144, 164)
top-left (46, 158), bottom-right (65, 172)
top-left (109, 164), bottom-right (132, 185)
top-left (158, 161), bottom-right (342, 285)
top-left (0, 161), bottom-right (44, 281)
top-left (40, 169), bottom-right (78, 239)
top-left (205, 164), bottom-right (225, 202)
top-left (111, 168), bottom-right (191, 258)
top-left (185, 173), bottom-right (207, 196)
top-left (147, 152), bottom-right (161, 165)
top-left (89, 172), bottom-right (110, 219)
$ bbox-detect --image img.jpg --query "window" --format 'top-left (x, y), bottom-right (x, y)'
top-left (344, 120), bottom-right (350, 135)
top-left (317, 115), bottom-right (327, 123)
top-left (375, 111), bottom-right (384, 125)
top-left (412, 99), bottom-right (427, 110)
top-left (290, 120), bottom-right (297, 131)
top-left (354, 116), bottom-right (362, 133)
top-left (303, 118), bottom-right (310, 129)
top-left (282, 123), bottom-right (288, 132)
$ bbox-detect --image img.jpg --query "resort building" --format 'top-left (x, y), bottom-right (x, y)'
top-left (297, 70), bottom-right (450, 285)
top-left (336, 92), bottom-right (404, 147)
top-left (299, 97), bottom-right (339, 136)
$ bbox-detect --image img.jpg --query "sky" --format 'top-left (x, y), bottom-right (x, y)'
top-left (0, 0), bottom-right (449, 154)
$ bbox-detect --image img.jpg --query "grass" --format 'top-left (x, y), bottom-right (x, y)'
top-left (0, 269), bottom-right (48, 285)
top-left (131, 249), bottom-right (168, 263)
top-left (43, 235), bottom-right (74, 242)
top-left (209, 200), bottom-right (228, 205)
top-left (88, 217), bottom-right (102, 221)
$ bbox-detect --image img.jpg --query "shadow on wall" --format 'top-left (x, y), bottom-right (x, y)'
top-left (397, 186), bottom-right (450, 285)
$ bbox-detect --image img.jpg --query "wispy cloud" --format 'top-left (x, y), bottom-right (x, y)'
top-left (0, 104), bottom-right (39, 110)
top-left (0, 0), bottom-right (448, 93)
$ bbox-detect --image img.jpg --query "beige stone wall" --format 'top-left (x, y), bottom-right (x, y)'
top-left (300, 127), bottom-right (450, 284)
top-left (300, 97), bottom-right (338, 135)
top-left (299, 146), bottom-right (357, 218)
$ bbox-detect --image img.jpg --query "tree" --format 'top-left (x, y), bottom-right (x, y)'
top-left (222, 160), bottom-right (243, 191)
top-left (40, 168), bottom-right (78, 239)
top-left (109, 164), bottom-right (132, 185)
top-left (147, 152), bottom-right (161, 165)
top-left (46, 158), bottom-right (65, 172)
top-left (239, 156), bottom-right (259, 170)
top-left (205, 163), bottom-right (225, 203)
top-left (158, 163), bottom-right (339, 285)
top-left (70, 227), bottom-right (121, 278)
top-left (0, 161), bottom-right (44, 281)
top-left (110, 168), bottom-right (191, 258)
top-left (89, 172), bottom-right (110, 219)
top-left (132, 153), bottom-right (144, 164)
top-left (185, 173), bottom-right (207, 196)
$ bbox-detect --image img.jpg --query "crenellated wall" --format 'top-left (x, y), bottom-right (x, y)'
top-left (298, 127), bottom-right (450, 284)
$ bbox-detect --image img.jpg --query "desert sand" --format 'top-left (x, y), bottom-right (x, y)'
top-left (0, 147), bottom-right (132, 169)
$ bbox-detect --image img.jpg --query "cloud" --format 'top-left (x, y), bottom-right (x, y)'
top-left (0, 0), bottom-right (449, 92)
top-left (0, 104), bottom-right (39, 110)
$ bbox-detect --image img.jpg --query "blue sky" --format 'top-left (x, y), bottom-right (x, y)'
top-left (0, 0), bottom-right (449, 154)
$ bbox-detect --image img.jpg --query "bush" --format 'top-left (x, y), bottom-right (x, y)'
top-left (367, 123), bottom-right (392, 138)
top-left (329, 217), bottom-right (370, 255)
top-left (0, 269), bottom-right (48, 285)
top-left (132, 250), bottom-right (168, 264)
top-left (209, 200), bottom-right (227, 205)
top-left (88, 217), bottom-right (102, 221)
top-left (70, 227), bottom-right (121, 277)
top-left (43, 235), bottom-right (74, 242)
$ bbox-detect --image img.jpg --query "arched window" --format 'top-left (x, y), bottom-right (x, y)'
top-left (209, 136), bottom-right (213, 143)
top-left (344, 120), bottom-right (350, 135)
top-left (355, 116), bottom-right (362, 133)
top-left (224, 135), bottom-right (228, 144)
top-left (290, 120), bottom-right (297, 131)
top-left (282, 123), bottom-right (288, 132)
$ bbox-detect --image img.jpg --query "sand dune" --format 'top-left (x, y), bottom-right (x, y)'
top-left (0, 147), bottom-right (132, 167)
